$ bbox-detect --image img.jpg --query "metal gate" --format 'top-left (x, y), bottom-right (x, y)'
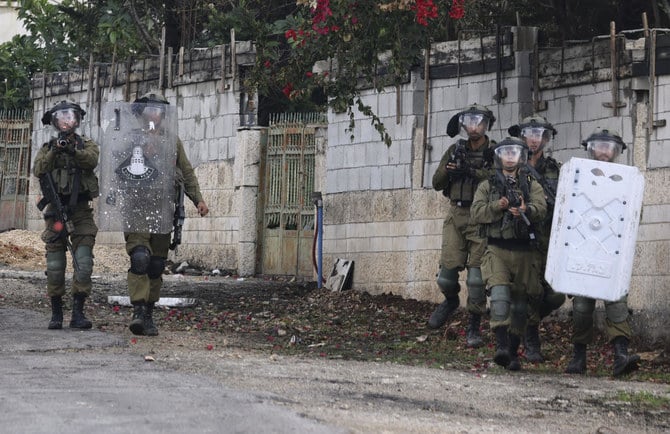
top-left (261, 113), bottom-right (325, 278)
top-left (0, 110), bottom-right (31, 231)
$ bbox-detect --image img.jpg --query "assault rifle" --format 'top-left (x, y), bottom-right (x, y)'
top-left (500, 174), bottom-right (536, 241)
top-left (524, 164), bottom-right (556, 209)
top-left (36, 172), bottom-right (80, 273)
top-left (447, 140), bottom-right (470, 178)
top-left (169, 183), bottom-right (186, 251)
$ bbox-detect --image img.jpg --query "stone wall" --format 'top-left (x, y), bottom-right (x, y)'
top-left (28, 43), bottom-right (256, 272)
top-left (322, 28), bottom-right (670, 346)
top-left (28, 28), bottom-right (670, 345)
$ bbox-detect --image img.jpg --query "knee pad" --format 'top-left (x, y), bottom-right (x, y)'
top-left (436, 267), bottom-right (460, 297)
top-left (489, 285), bottom-right (511, 322)
top-left (74, 245), bottom-right (94, 284)
top-left (46, 250), bottom-right (66, 286)
top-left (605, 300), bottom-right (630, 323)
top-left (572, 296), bottom-right (595, 316)
top-left (466, 267), bottom-right (486, 305)
top-left (129, 246), bottom-right (151, 275)
top-left (147, 256), bottom-right (166, 280)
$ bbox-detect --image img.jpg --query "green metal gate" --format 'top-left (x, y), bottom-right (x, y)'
top-left (0, 110), bottom-right (32, 231)
top-left (261, 113), bottom-right (325, 278)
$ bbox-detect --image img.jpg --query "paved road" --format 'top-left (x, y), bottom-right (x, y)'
top-left (1, 271), bottom-right (669, 433)
top-left (0, 308), bottom-right (344, 434)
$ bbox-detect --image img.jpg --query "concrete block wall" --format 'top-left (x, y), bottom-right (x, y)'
top-left (26, 30), bottom-right (670, 344)
top-left (321, 29), bottom-right (670, 346)
top-left (28, 44), bottom-right (252, 272)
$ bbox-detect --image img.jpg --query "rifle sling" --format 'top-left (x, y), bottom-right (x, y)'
top-left (67, 137), bottom-right (85, 210)
top-left (525, 164), bottom-right (555, 202)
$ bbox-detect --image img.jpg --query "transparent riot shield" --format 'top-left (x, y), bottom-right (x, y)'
top-left (544, 157), bottom-right (645, 301)
top-left (98, 102), bottom-right (177, 233)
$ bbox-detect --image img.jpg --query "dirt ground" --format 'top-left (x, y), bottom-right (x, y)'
top-left (1, 229), bottom-right (669, 433)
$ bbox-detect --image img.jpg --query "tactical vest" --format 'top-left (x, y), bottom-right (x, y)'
top-left (482, 172), bottom-right (535, 243)
top-left (46, 137), bottom-right (99, 200)
top-left (446, 139), bottom-right (490, 203)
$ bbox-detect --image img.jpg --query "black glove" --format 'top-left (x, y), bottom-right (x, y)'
top-left (447, 167), bottom-right (468, 179)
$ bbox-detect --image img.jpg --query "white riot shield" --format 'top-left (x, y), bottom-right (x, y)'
top-left (544, 157), bottom-right (645, 301)
top-left (98, 102), bottom-right (177, 233)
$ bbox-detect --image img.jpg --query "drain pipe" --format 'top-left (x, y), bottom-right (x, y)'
top-left (311, 192), bottom-right (324, 288)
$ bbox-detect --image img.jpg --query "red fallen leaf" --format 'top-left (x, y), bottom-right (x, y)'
top-left (131, 338), bottom-right (137, 344)
top-left (112, 306), bottom-right (120, 313)
top-left (206, 344), bottom-right (213, 350)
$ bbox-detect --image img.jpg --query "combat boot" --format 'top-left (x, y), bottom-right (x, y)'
top-left (612, 336), bottom-right (640, 377)
top-left (48, 296), bottom-right (63, 330)
top-left (524, 324), bottom-right (544, 363)
top-left (507, 334), bottom-right (522, 371)
top-left (143, 302), bottom-right (159, 336)
top-left (465, 314), bottom-right (483, 348)
top-left (69, 293), bottom-right (92, 329)
top-left (493, 326), bottom-right (511, 368)
top-left (129, 303), bottom-right (146, 336)
top-left (565, 343), bottom-right (587, 374)
top-left (428, 296), bottom-right (459, 329)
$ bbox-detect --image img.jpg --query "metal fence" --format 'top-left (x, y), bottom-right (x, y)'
top-left (261, 112), bottom-right (325, 277)
top-left (0, 110), bottom-right (32, 231)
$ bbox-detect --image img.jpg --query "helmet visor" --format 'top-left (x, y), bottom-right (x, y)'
top-left (140, 105), bottom-right (166, 129)
top-left (52, 108), bottom-right (80, 133)
top-left (587, 139), bottom-right (621, 162)
top-left (494, 144), bottom-right (527, 169)
top-left (459, 113), bottom-right (489, 139)
top-left (520, 127), bottom-right (551, 153)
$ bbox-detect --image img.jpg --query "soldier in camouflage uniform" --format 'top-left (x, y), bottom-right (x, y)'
top-left (508, 115), bottom-right (566, 363)
top-left (33, 101), bottom-right (99, 330)
top-left (564, 128), bottom-right (640, 377)
top-left (471, 137), bottom-right (547, 371)
top-left (124, 92), bottom-right (209, 336)
top-left (430, 104), bottom-right (495, 348)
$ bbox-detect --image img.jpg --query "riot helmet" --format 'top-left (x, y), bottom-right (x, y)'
top-left (492, 137), bottom-right (528, 171)
top-left (132, 92), bottom-right (169, 129)
top-left (446, 103), bottom-right (495, 139)
top-left (582, 128), bottom-right (626, 162)
top-left (508, 114), bottom-right (556, 155)
top-left (41, 100), bottom-right (86, 134)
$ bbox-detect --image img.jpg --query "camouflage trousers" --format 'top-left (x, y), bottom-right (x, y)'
top-left (124, 232), bottom-right (171, 304)
top-left (481, 244), bottom-right (542, 335)
top-left (42, 201), bottom-right (97, 297)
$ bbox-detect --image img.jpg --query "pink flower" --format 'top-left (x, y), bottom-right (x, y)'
top-left (282, 83), bottom-right (294, 98)
top-left (284, 29), bottom-right (297, 41)
top-left (449, 0), bottom-right (465, 20)
top-left (413, 0), bottom-right (438, 26)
